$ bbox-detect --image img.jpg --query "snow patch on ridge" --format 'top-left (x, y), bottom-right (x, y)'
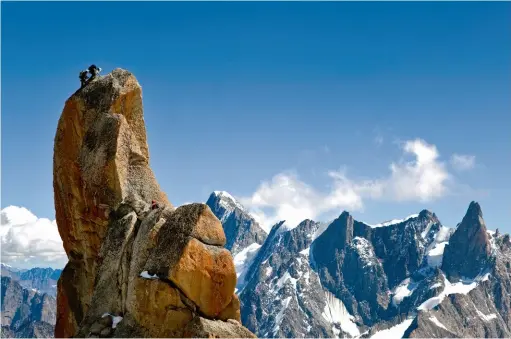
top-left (426, 242), bottom-right (448, 267)
top-left (365, 214), bottom-right (419, 228)
top-left (273, 296), bottom-right (292, 335)
top-left (418, 273), bottom-right (491, 311)
top-left (300, 247), bottom-right (310, 256)
top-left (475, 307), bottom-right (498, 322)
top-left (370, 318), bottom-right (414, 339)
top-left (276, 271), bottom-right (298, 290)
top-left (352, 237), bottom-right (376, 268)
top-left (392, 278), bottom-right (418, 306)
top-left (429, 316), bottom-right (450, 331)
top-left (434, 226), bottom-right (452, 243)
top-left (234, 242), bottom-right (262, 292)
top-left (322, 290), bottom-right (360, 337)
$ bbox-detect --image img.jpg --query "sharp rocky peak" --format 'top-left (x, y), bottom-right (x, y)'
top-left (207, 191), bottom-right (246, 221)
top-left (467, 200), bottom-right (483, 218)
top-left (212, 190), bottom-right (241, 204)
top-left (441, 201), bottom-right (491, 280)
top-left (418, 209), bottom-right (435, 219)
top-left (268, 220), bottom-right (287, 236)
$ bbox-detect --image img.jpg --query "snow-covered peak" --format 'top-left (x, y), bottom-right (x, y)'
top-left (365, 214), bottom-right (420, 228)
top-left (209, 191), bottom-right (246, 222)
top-left (213, 191), bottom-right (245, 210)
top-left (213, 190), bottom-right (236, 202)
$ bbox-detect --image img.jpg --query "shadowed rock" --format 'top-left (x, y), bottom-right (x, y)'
top-left (442, 201), bottom-right (492, 280)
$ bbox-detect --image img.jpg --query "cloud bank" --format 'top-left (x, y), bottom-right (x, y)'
top-left (241, 139), bottom-right (472, 231)
top-left (1, 206), bottom-right (67, 269)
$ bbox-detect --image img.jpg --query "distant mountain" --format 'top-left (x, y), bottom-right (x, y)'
top-left (5, 192), bottom-right (511, 338)
top-left (207, 191), bottom-right (268, 292)
top-left (1, 276), bottom-right (56, 338)
top-left (1, 265), bottom-right (61, 337)
top-left (209, 191), bottom-right (511, 338)
top-left (1, 264), bottom-right (61, 297)
top-left (206, 191), bottom-right (267, 256)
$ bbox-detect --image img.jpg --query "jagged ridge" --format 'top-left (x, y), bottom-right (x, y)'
top-left (211, 191), bottom-right (511, 338)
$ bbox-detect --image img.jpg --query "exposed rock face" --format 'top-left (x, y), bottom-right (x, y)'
top-left (312, 216), bottom-right (390, 326)
top-left (239, 220), bottom-right (339, 338)
top-left (442, 201), bottom-right (492, 280)
top-left (355, 210), bottom-right (441, 289)
top-left (1, 277), bottom-right (56, 338)
top-left (53, 69), bottom-right (253, 338)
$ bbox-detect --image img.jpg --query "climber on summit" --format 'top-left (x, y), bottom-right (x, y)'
top-left (79, 70), bottom-right (89, 88)
top-left (88, 64), bottom-right (102, 80)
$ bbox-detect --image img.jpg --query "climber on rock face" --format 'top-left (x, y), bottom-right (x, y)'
top-left (151, 200), bottom-right (159, 210)
top-left (79, 70), bottom-right (89, 88)
top-left (88, 64), bottom-right (102, 80)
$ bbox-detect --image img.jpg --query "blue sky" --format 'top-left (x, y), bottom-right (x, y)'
top-left (1, 2), bottom-right (510, 266)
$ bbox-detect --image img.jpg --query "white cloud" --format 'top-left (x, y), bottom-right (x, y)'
top-left (239, 170), bottom-right (384, 231)
top-left (385, 139), bottom-right (450, 202)
top-left (239, 172), bottom-right (321, 231)
top-left (240, 139), bottom-right (454, 230)
top-left (325, 169), bottom-right (383, 209)
top-left (450, 154), bottom-right (476, 171)
top-left (1, 206), bottom-right (67, 269)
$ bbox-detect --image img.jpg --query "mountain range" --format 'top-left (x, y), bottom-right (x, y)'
top-left (206, 191), bottom-right (511, 338)
top-left (1, 264), bottom-right (61, 298)
top-left (2, 191), bottom-right (510, 338)
top-left (1, 265), bottom-right (61, 337)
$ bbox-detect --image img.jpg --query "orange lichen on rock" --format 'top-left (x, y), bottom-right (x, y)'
top-left (169, 238), bottom-right (236, 317)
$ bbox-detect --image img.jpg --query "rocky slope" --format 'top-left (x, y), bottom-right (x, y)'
top-left (212, 192), bottom-right (511, 338)
top-left (53, 69), bottom-right (254, 338)
top-left (1, 277), bottom-right (56, 338)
